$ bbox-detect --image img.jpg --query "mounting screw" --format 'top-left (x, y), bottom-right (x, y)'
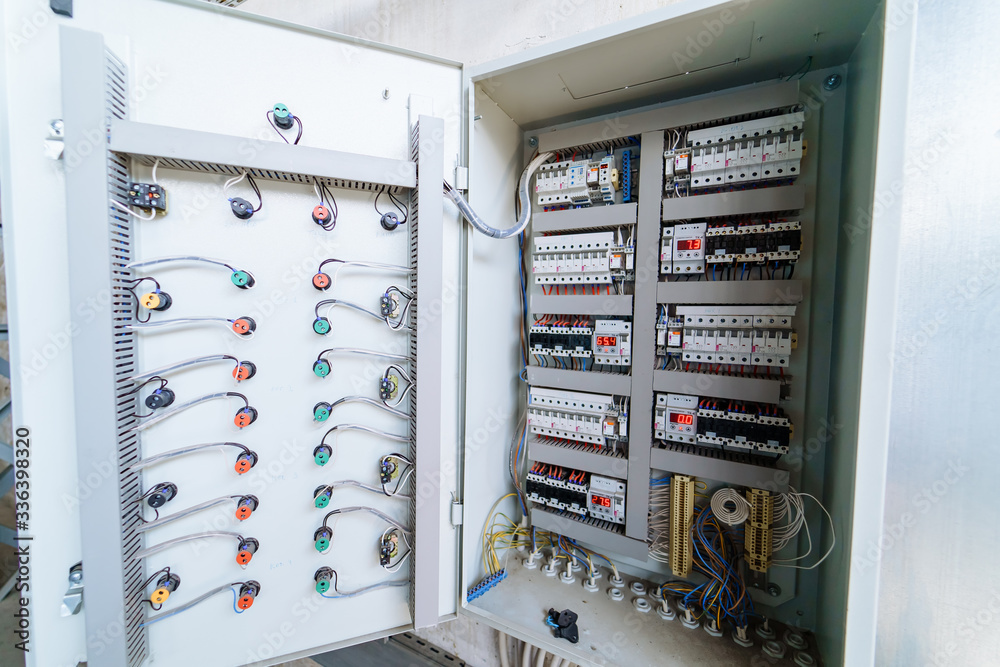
top-left (767, 584), bottom-right (782, 597)
top-left (473, 115), bottom-right (483, 121)
top-left (382, 88), bottom-right (391, 100)
top-left (528, 136), bottom-right (538, 148)
top-left (823, 74), bottom-right (843, 91)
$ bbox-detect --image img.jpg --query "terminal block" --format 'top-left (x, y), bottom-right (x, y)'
top-left (670, 475), bottom-right (694, 577)
top-left (745, 488), bottom-right (774, 572)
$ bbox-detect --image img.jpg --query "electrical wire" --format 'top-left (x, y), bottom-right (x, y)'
top-left (130, 392), bottom-right (251, 432)
top-left (710, 488), bottom-right (751, 526)
top-left (313, 179), bottom-right (338, 230)
top-left (770, 487), bottom-right (836, 569)
top-left (380, 364), bottom-right (413, 407)
top-left (319, 506), bottom-right (411, 535)
top-left (132, 532), bottom-right (248, 560)
top-left (443, 151), bottom-right (554, 239)
top-left (111, 199), bottom-right (157, 220)
top-left (126, 256), bottom-right (254, 287)
top-left (316, 569), bottom-right (408, 599)
top-left (129, 354), bottom-right (247, 383)
top-left (266, 109), bottom-right (303, 144)
top-left (224, 171), bottom-right (262, 212)
top-left (141, 582), bottom-right (248, 626)
top-left (374, 188), bottom-right (408, 224)
top-left (315, 258), bottom-right (412, 293)
top-left (126, 317), bottom-right (255, 339)
top-left (315, 295), bottom-right (415, 332)
top-left (130, 442), bottom-right (254, 471)
top-left (136, 495), bottom-right (251, 532)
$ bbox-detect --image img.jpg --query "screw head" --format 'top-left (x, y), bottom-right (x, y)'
top-left (768, 584), bottom-right (782, 597)
top-left (823, 74), bottom-right (843, 91)
top-left (528, 136), bottom-right (538, 148)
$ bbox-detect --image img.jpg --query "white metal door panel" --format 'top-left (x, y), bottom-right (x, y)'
top-left (0, 2), bottom-right (463, 666)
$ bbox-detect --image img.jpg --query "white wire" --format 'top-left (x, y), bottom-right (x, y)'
top-left (771, 487), bottom-right (836, 570)
top-left (223, 171), bottom-right (247, 193)
top-left (711, 488), bottom-right (751, 525)
top-left (151, 158), bottom-right (160, 185)
top-left (110, 199), bottom-right (156, 220)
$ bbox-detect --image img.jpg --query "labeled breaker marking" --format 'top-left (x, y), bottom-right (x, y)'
top-left (657, 305), bottom-right (797, 368)
top-left (527, 387), bottom-right (628, 450)
top-left (531, 231), bottom-right (634, 285)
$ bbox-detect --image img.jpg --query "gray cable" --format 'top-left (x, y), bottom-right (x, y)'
top-left (130, 442), bottom-right (247, 470)
top-left (129, 354), bottom-right (239, 382)
top-left (320, 579), bottom-right (408, 599)
top-left (130, 392), bottom-right (237, 432)
top-left (141, 582), bottom-right (240, 626)
top-left (325, 506), bottom-right (411, 535)
top-left (443, 151), bottom-right (553, 239)
top-left (327, 396), bottom-right (408, 420)
top-left (321, 424), bottom-right (409, 443)
top-left (126, 255), bottom-right (238, 271)
top-left (136, 496), bottom-right (239, 532)
top-left (132, 532), bottom-right (244, 560)
top-left (319, 348), bottom-right (409, 363)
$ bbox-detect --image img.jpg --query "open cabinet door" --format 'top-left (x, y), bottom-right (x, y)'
top-left (0, 2), bottom-right (464, 665)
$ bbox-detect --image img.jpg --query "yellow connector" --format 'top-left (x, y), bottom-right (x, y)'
top-left (670, 474), bottom-right (694, 577)
top-left (150, 586), bottom-right (171, 605)
top-left (745, 488), bottom-right (774, 572)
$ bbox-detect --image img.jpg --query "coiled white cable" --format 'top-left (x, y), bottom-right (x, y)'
top-left (711, 488), bottom-right (751, 526)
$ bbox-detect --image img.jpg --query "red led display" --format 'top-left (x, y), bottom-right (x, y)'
top-left (676, 239), bottom-right (702, 251)
top-left (595, 335), bottom-right (618, 347)
top-left (670, 413), bottom-right (694, 425)
top-left (591, 495), bottom-right (611, 507)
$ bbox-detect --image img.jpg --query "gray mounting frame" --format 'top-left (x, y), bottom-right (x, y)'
top-left (59, 26), bottom-right (446, 667)
top-left (519, 79), bottom-right (838, 617)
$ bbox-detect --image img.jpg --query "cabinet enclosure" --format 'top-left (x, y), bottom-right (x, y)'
top-left (0, 1), bottom-right (888, 666)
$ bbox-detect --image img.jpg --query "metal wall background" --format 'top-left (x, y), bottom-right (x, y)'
top-left (874, 0), bottom-right (1000, 665)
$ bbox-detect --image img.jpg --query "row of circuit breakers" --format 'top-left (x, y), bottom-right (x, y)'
top-left (533, 149), bottom-right (639, 209)
top-left (654, 392), bottom-right (793, 455)
top-left (529, 319), bottom-right (631, 366)
top-left (526, 464), bottom-right (626, 525)
top-left (657, 306), bottom-right (797, 368)
top-left (665, 112), bottom-right (804, 194)
top-left (662, 220), bottom-right (802, 275)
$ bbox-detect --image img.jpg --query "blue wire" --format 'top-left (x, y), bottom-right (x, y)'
top-left (231, 586), bottom-right (245, 614)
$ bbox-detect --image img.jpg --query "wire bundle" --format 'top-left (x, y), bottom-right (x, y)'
top-left (660, 506), bottom-right (754, 629)
top-left (710, 488), bottom-right (751, 526)
top-left (770, 487), bottom-right (836, 569)
top-left (647, 477), bottom-right (671, 563)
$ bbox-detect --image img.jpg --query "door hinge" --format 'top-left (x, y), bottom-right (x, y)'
top-left (454, 166), bottom-right (469, 191)
top-left (450, 495), bottom-right (464, 527)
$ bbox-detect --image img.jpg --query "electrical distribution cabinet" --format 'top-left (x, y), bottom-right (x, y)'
top-left (0, 0), bottom-right (891, 666)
